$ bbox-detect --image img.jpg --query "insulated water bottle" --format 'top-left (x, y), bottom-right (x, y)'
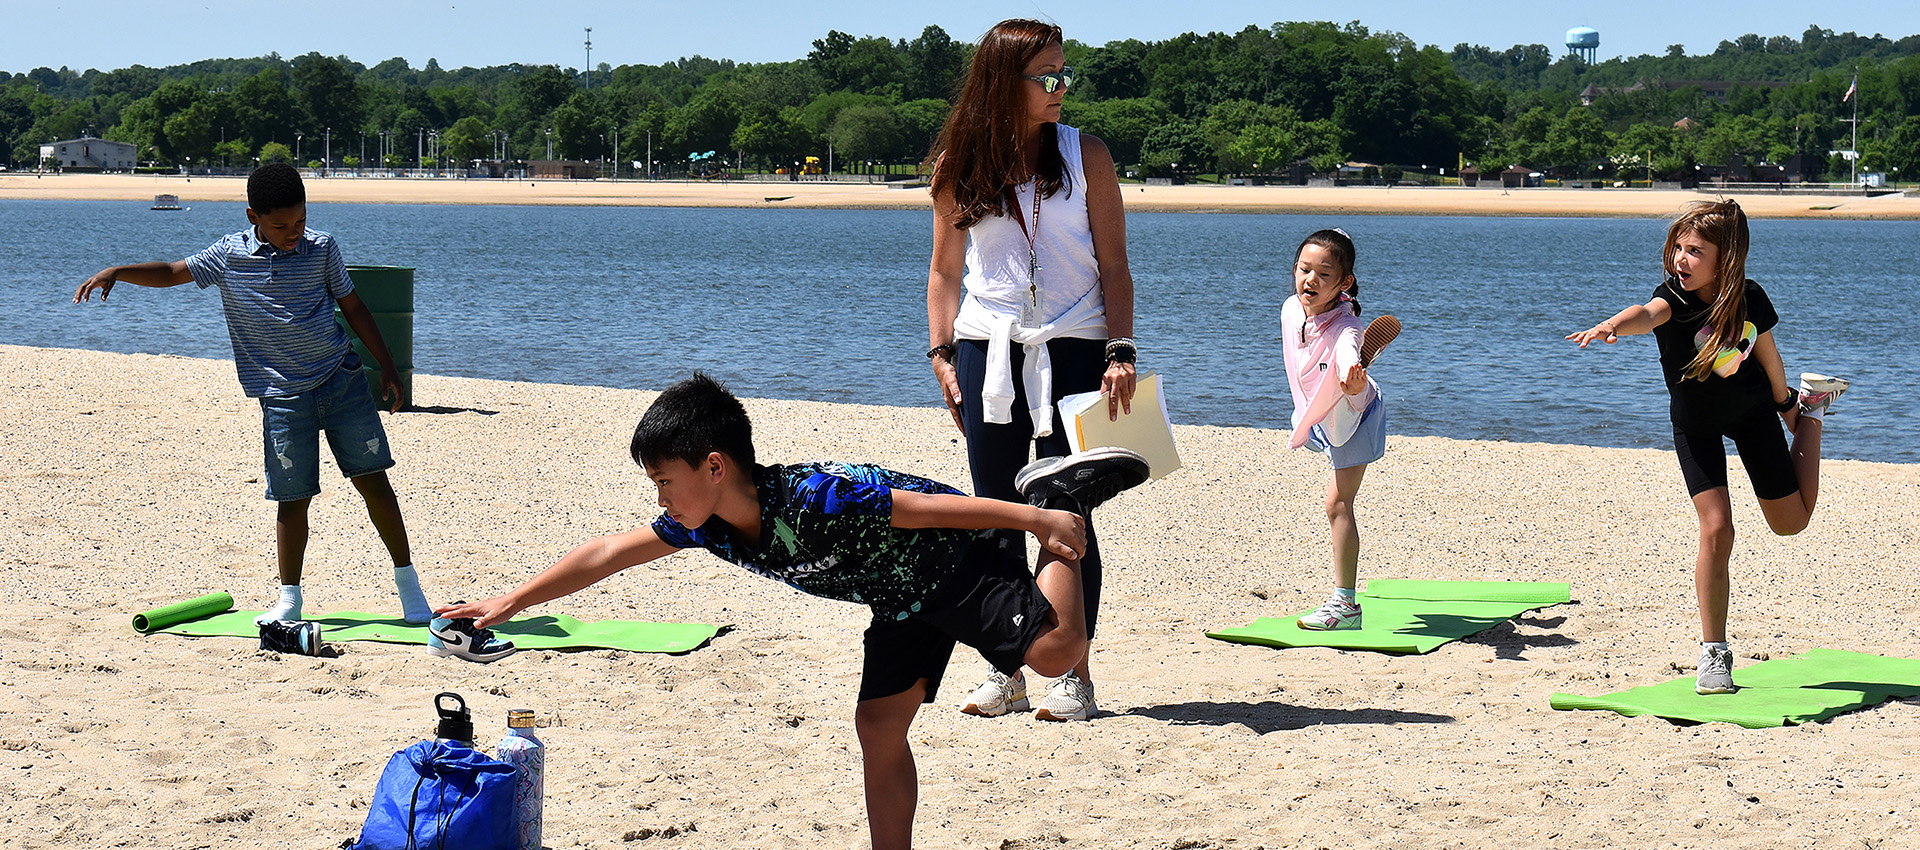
top-left (434, 692), bottom-right (474, 745)
top-left (494, 708), bottom-right (544, 850)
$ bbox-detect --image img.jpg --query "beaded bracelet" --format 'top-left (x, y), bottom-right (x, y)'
top-left (1775, 387), bottom-right (1799, 413)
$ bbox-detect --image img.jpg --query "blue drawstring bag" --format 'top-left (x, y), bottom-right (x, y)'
top-left (349, 739), bottom-right (518, 850)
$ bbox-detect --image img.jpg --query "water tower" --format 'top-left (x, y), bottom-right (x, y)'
top-left (1566, 27), bottom-right (1600, 63)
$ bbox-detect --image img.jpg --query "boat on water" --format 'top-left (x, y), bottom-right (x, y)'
top-left (150, 194), bottom-right (189, 211)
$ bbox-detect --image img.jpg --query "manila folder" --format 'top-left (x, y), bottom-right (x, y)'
top-left (1059, 372), bottom-right (1181, 480)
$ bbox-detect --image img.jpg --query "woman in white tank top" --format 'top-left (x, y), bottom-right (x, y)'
top-left (924, 19), bottom-right (1138, 725)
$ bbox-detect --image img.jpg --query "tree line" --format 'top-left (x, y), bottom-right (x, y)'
top-left (3, 21), bottom-right (1917, 180)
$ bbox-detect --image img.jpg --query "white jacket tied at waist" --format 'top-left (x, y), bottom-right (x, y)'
top-left (954, 290), bottom-right (1108, 436)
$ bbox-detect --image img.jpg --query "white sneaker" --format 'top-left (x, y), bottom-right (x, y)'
top-left (1035, 671), bottom-right (1097, 721)
top-left (1798, 372), bottom-right (1850, 416)
top-left (1695, 644), bottom-right (1737, 695)
top-left (959, 669), bottom-right (1028, 717)
top-left (1297, 596), bottom-right (1363, 631)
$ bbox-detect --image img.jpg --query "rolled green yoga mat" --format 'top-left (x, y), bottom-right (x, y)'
top-left (133, 592), bottom-right (235, 633)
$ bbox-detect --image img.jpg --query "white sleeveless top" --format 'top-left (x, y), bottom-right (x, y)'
top-left (958, 123), bottom-right (1104, 323)
top-left (952, 124), bottom-right (1109, 434)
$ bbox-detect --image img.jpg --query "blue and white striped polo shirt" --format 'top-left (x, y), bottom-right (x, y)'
top-left (185, 227), bottom-right (356, 398)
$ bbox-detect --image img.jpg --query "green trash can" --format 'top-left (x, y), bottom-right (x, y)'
top-left (335, 265), bottom-right (415, 410)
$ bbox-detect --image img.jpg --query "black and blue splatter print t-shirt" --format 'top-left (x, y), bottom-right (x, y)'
top-left (651, 462), bottom-right (975, 620)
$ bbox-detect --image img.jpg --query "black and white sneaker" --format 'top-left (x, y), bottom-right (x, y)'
top-left (427, 607), bottom-right (518, 663)
top-left (1014, 447), bottom-right (1150, 512)
top-left (258, 619), bottom-right (325, 655)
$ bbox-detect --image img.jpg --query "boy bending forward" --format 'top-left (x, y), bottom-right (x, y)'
top-left (437, 373), bottom-right (1146, 849)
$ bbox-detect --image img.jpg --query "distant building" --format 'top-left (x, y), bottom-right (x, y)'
top-left (1643, 78), bottom-right (1793, 102)
top-left (40, 137), bottom-right (137, 171)
top-left (528, 159), bottom-right (596, 179)
top-left (1502, 165), bottom-right (1543, 188)
top-left (1579, 79), bottom-right (1794, 108)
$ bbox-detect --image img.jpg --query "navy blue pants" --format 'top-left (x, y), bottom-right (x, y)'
top-left (954, 336), bottom-right (1106, 639)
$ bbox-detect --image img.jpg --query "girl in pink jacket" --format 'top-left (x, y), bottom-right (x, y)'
top-left (1281, 228), bottom-right (1399, 631)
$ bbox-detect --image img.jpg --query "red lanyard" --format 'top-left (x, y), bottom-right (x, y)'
top-left (1015, 184), bottom-right (1042, 310)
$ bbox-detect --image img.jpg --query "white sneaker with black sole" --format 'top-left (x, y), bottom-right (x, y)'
top-left (427, 608), bottom-right (518, 663)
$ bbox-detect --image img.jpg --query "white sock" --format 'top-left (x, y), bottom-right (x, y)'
top-left (394, 565), bottom-right (431, 623)
top-left (1703, 641), bottom-right (1730, 652)
top-left (1335, 587), bottom-right (1358, 605)
top-left (255, 585), bottom-right (303, 624)
top-left (1799, 404), bottom-right (1825, 422)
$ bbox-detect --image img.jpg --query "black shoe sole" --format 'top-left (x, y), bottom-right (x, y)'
top-left (1014, 447), bottom-right (1150, 511)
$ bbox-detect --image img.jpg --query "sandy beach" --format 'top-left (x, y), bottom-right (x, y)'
top-left (2, 343), bottom-right (1917, 849)
top-left (5, 171), bottom-right (1919, 219)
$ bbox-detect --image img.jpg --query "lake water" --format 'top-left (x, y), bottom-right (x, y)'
top-left (3, 198), bottom-right (1913, 464)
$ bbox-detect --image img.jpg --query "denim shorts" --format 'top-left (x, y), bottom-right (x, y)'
top-left (1305, 393), bottom-right (1387, 470)
top-left (259, 354), bottom-right (395, 501)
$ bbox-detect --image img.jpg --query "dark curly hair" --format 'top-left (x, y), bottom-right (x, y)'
top-left (246, 162), bottom-right (306, 214)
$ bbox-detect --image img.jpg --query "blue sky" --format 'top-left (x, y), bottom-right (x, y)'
top-left (7, 1), bottom-right (1917, 74)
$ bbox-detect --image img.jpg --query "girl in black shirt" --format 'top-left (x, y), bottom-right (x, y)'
top-left (1567, 199), bottom-right (1849, 695)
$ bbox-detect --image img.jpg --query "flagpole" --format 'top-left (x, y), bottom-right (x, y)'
top-left (1845, 68), bottom-right (1859, 185)
top-left (1851, 85), bottom-right (1859, 186)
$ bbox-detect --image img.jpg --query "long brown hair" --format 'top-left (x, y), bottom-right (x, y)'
top-left (1665, 199), bottom-right (1750, 381)
top-left (926, 19), bottom-right (1070, 230)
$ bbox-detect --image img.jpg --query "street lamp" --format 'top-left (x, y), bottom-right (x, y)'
top-left (295, 132), bottom-right (303, 164)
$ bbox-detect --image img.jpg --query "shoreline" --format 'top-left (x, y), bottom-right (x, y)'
top-left (5, 172), bottom-right (1919, 219)
top-left (20, 345), bottom-right (1920, 467)
top-left (4, 343), bottom-right (1919, 849)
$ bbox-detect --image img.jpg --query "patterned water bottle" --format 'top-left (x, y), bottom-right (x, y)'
top-left (494, 708), bottom-right (544, 850)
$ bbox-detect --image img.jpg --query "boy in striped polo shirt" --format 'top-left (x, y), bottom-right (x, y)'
top-left (75, 163), bottom-right (438, 632)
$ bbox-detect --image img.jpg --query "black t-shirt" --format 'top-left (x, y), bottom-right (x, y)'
top-left (1650, 277), bottom-right (1779, 430)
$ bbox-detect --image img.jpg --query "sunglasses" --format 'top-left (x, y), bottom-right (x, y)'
top-left (1022, 67), bottom-right (1076, 94)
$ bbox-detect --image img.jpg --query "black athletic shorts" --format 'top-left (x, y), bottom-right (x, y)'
top-left (858, 530), bottom-right (1053, 704)
top-left (1672, 414), bottom-right (1799, 501)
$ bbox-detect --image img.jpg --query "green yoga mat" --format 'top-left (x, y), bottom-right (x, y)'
top-left (1206, 579), bottom-right (1571, 655)
top-left (1550, 648), bottom-right (1920, 728)
top-left (133, 592), bottom-right (235, 633)
top-left (150, 608), bottom-right (723, 655)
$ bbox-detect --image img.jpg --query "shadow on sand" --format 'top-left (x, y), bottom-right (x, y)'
top-left (1120, 700), bottom-right (1454, 734)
